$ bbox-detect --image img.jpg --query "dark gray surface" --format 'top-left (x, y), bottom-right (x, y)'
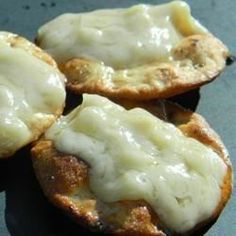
top-left (0, 0), bottom-right (235, 235)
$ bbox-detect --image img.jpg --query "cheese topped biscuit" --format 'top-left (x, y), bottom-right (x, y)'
top-left (37, 1), bottom-right (229, 100)
top-left (0, 32), bottom-right (65, 158)
top-left (46, 94), bottom-right (227, 233)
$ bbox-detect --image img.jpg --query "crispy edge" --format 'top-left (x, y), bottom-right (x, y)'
top-left (1, 31), bottom-right (57, 68)
top-left (31, 101), bottom-right (232, 235)
top-left (61, 34), bottom-right (229, 100)
top-left (0, 32), bottom-right (65, 158)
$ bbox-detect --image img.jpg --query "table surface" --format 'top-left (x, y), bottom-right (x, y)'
top-left (0, 0), bottom-right (235, 235)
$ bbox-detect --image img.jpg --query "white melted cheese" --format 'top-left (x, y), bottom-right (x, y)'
top-left (46, 94), bottom-right (226, 233)
top-left (38, 1), bottom-right (207, 69)
top-left (0, 32), bottom-right (65, 157)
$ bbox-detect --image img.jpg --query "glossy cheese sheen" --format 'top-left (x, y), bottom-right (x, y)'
top-left (38, 1), bottom-right (207, 69)
top-left (46, 94), bottom-right (226, 233)
top-left (0, 34), bottom-right (65, 157)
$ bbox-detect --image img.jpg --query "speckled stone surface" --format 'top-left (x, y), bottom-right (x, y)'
top-left (0, 0), bottom-right (235, 235)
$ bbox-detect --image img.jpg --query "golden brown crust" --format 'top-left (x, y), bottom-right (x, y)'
top-left (1, 32), bottom-right (57, 68)
top-left (31, 100), bottom-right (232, 235)
top-left (61, 34), bottom-right (229, 100)
top-left (0, 32), bottom-right (65, 158)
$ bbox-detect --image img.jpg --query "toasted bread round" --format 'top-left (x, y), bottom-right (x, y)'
top-left (31, 99), bottom-right (232, 235)
top-left (0, 32), bottom-right (66, 158)
top-left (61, 34), bottom-right (229, 100)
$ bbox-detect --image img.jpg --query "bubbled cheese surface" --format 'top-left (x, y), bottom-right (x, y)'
top-left (38, 1), bottom-right (207, 69)
top-left (0, 33), bottom-right (65, 157)
top-left (46, 94), bottom-right (226, 233)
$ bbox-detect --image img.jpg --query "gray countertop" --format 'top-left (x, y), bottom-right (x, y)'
top-left (0, 0), bottom-right (235, 235)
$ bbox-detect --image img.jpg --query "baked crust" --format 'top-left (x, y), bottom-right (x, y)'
top-left (60, 34), bottom-right (229, 100)
top-left (0, 32), bottom-right (65, 158)
top-left (31, 100), bottom-right (232, 235)
top-left (0, 32), bottom-right (57, 68)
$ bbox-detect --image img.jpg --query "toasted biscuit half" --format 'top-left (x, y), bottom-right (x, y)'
top-left (0, 32), bottom-right (66, 158)
top-left (31, 95), bottom-right (232, 235)
top-left (37, 2), bottom-right (229, 100)
top-left (62, 35), bottom-right (228, 100)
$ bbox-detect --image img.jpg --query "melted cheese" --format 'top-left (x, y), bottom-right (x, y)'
top-left (38, 1), bottom-right (207, 69)
top-left (46, 94), bottom-right (226, 233)
top-left (0, 32), bottom-right (65, 157)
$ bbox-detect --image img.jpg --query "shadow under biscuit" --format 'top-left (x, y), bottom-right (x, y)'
top-left (3, 147), bottom-right (99, 236)
top-left (0, 159), bottom-right (8, 192)
top-left (63, 89), bottom-right (82, 115)
top-left (168, 88), bottom-right (200, 112)
top-left (64, 88), bottom-right (201, 116)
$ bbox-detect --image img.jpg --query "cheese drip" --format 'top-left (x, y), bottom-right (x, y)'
top-left (38, 1), bottom-right (207, 69)
top-left (46, 94), bottom-right (226, 233)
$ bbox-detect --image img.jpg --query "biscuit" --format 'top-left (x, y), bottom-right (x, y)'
top-left (31, 95), bottom-right (232, 235)
top-left (36, 2), bottom-right (229, 100)
top-left (0, 32), bottom-right (66, 158)
top-left (62, 35), bottom-right (228, 100)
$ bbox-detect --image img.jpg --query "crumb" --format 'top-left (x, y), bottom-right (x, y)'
top-left (40, 2), bottom-right (47, 8)
top-left (50, 2), bottom-right (56, 7)
top-left (226, 55), bottom-right (235, 66)
top-left (22, 5), bottom-right (30, 10)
